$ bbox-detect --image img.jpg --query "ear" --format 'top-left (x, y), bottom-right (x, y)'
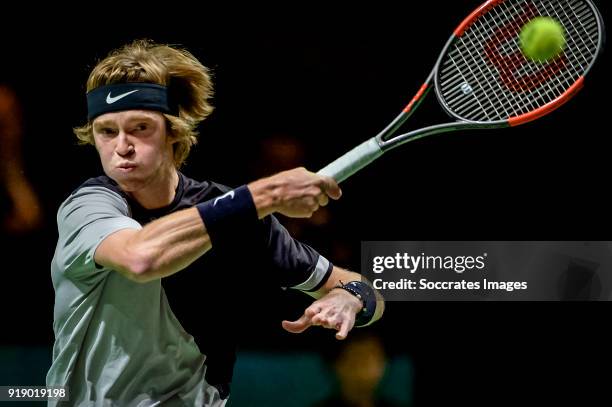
top-left (165, 132), bottom-right (180, 149)
top-left (163, 118), bottom-right (179, 145)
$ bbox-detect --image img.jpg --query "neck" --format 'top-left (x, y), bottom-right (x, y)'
top-left (128, 167), bottom-right (179, 210)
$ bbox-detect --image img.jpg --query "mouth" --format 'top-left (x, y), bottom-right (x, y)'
top-left (117, 163), bottom-right (137, 172)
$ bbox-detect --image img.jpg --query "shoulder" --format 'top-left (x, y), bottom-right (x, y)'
top-left (58, 176), bottom-right (132, 224)
top-left (54, 177), bottom-right (142, 279)
top-left (181, 172), bottom-right (232, 194)
top-left (179, 172), bottom-right (235, 203)
top-left (71, 175), bottom-right (126, 199)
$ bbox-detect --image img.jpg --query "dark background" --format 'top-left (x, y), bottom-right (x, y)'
top-left (1, 1), bottom-right (610, 405)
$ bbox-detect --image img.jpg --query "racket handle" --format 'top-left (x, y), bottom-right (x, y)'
top-left (317, 138), bottom-right (383, 183)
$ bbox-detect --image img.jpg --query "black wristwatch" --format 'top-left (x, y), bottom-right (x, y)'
top-left (334, 280), bottom-right (376, 327)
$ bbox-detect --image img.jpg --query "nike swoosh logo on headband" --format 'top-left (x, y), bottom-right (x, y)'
top-left (106, 90), bottom-right (140, 104)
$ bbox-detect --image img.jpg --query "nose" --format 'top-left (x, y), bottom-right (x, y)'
top-left (116, 133), bottom-right (134, 157)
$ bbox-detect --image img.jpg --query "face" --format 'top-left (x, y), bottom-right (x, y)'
top-left (92, 110), bottom-right (174, 192)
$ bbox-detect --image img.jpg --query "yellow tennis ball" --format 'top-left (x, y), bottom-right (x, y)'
top-left (519, 17), bottom-right (566, 62)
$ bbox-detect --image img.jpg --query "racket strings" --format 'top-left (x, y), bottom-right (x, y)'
top-left (454, 1), bottom-right (584, 116)
top-left (438, 0), bottom-right (601, 122)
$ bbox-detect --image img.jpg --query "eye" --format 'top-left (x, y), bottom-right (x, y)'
top-left (99, 127), bottom-right (117, 136)
top-left (134, 123), bottom-right (148, 132)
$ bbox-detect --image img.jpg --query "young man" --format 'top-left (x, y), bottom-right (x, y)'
top-left (46, 40), bottom-right (384, 406)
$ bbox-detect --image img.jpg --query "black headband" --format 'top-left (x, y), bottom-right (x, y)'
top-left (86, 83), bottom-right (178, 121)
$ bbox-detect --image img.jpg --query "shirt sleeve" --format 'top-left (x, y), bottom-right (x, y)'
top-left (263, 215), bottom-right (333, 291)
top-left (55, 186), bottom-right (142, 281)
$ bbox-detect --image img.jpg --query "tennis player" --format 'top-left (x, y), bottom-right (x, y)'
top-left (46, 40), bottom-right (384, 406)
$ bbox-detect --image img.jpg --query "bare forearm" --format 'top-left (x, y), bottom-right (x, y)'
top-left (97, 207), bottom-right (211, 282)
top-left (132, 207), bottom-right (211, 280)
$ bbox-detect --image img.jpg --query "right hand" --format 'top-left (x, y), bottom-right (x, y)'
top-left (248, 167), bottom-right (342, 218)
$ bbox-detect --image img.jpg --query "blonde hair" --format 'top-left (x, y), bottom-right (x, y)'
top-left (74, 39), bottom-right (214, 168)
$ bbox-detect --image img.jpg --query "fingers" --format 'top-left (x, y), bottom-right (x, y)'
top-left (317, 193), bottom-right (329, 207)
top-left (312, 308), bottom-right (340, 330)
top-left (312, 310), bottom-right (354, 341)
top-left (273, 168), bottom-right (340, 217)
top-left (285, 302), bottom-right (356, 340)
top-left (311, 299), bottom-right (355, 340)
top-left (335, 317), bottom-right (352, 341)
top-left (312, 174), bottom-right (339, 210)
top-left (318, 175), bottom-right (342, 200)
top-left (309, 306), bottom-right (333, 327)
top-left (281, 314), bottom-right (313, 334)
top-left (305, 305), bottom-right (321, 318)
top-left (298, 194), bottom-right (325, 217)
top-left (281, 305), bottom-right (322, 333)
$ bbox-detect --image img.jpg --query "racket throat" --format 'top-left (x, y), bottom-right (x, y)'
top-left (380, 122), bottom-right (503, 152)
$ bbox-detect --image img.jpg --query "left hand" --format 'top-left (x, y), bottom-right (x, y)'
top-left (282, 288), bottom-right (363, 340)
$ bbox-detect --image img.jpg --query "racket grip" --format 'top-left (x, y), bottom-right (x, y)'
top-left (317, 138), bottom-right (383, 183)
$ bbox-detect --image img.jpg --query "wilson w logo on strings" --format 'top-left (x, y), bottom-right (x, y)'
top-left (484, 2), bottom-right (567, 93)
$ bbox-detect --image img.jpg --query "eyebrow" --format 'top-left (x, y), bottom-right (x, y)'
top-left (93, 115), bottom-right (157, 127)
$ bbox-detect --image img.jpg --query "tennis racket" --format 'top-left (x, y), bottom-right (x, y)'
top-left (317, 0), bottom-right (605, 183)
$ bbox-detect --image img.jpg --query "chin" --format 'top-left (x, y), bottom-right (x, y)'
top-left (109, 172), bottom-right (148, 192)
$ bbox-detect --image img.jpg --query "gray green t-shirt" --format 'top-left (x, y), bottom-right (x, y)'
top-left (46, 185), bottom-right (225, 406)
